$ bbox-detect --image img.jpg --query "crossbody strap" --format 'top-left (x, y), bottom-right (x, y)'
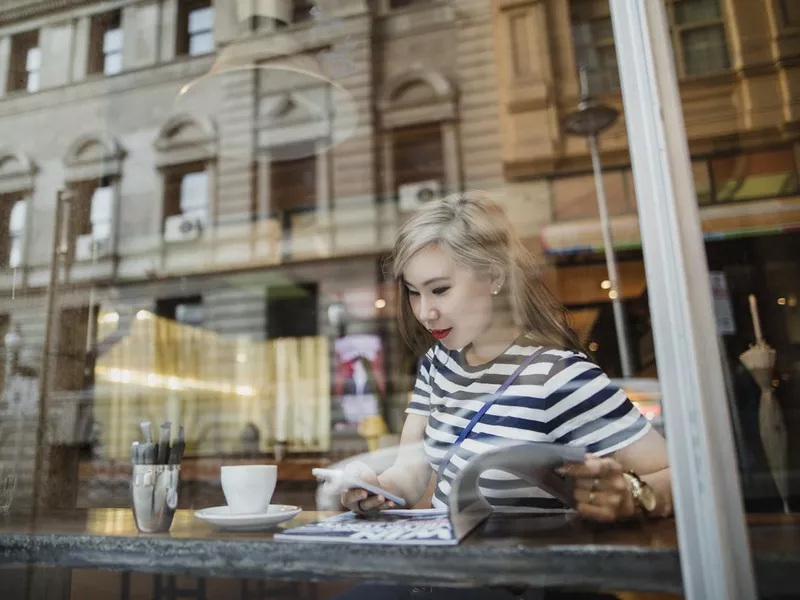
top-left (436, 346), bottom-right (547, 480)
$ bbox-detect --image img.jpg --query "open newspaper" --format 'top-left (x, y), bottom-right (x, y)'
top-left (275, 442), bottom-right (585, 546)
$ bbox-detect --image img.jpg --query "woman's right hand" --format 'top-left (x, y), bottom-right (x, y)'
top-left (340, 461), bottom-right (398, 515)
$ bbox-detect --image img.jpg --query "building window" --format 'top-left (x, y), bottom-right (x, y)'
top-left (55, 306), bottom-right (96, 393)
top-left (293, 0), bottom-right (316, 23)
top-left (270, 150), bottom-right (317, 254)
top-left (7, 31), bottom-right (40, 94)
top-left (552, 169), bottom-right (636, 221)
top-left (164, 163), bottom-right (209, 222)
top-left (667, 0), bottom-right (729, 77)
top-left (0, 195), bottom-right (26, 268)
top-left (570, 0), bottom-right (729, 92)
top-left (392, 123), bottom-right (444, 210)
top-left (551, 146), bottom-right (798, 219)
top-left (74, 183), bottom-right (114, 261)
top-left (69, 178), bottom-right (116, 261)
top-left (267, 283), bottom-right (318, 338)
top-left (780, 0), bottom-right (800, 28)
top-left (88, 11), bottom-right (123, 76)
top-left (570, 1), bottom-right (619, 92)
top-left (177, 0), bottom-right (215, 57)
top-left (163, 163), bottom-right (209, 240)
top-left (156, 295), bottom-right (204, 326)
top-left (709, 147), bottom-right (799, 203)
top-left (390, 0), bottom-right (428, 9)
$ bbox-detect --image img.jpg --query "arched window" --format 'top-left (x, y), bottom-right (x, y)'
top-left (154, 113), bottom-right (217, 244)
top-left (380, 67), bottom-right (460, 211)
top-left (63, 132), bottom-right (125, 262)
top-left (0, 150), bottom-right (36, 270)
top-left (256, 85), bottom-right (339, 259)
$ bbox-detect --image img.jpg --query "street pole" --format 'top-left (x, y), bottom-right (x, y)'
top-left (31, 189), bottom-right (70, 516)
top-left (562, 68), bottom-right (634, 378)
top-left (587, 131), bottom-right (634, 378)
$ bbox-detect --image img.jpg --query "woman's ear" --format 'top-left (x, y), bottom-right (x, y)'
top-left (489, 266), bottom-right (506, 295)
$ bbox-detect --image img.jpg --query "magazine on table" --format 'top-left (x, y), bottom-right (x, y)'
top-left (275, 442), bottom-right (585, 546)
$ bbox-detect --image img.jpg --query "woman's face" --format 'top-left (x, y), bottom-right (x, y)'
top-left (402, 245), bottom-right (498, 350)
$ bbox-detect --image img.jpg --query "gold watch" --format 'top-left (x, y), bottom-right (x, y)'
top-left (624, 471), bottom-right (657, 516)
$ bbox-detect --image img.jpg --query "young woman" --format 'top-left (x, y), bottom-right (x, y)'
top-left (342, 191), bottom-right (672, 522)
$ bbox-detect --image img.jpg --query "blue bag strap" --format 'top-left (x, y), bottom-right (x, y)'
top-left (436, 346), bottom-right (547, 481)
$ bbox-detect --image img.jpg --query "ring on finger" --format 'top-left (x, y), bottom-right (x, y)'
top-left (591, 478), bottom-right (600, 492)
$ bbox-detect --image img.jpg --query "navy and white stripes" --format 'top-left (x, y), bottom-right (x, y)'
top-left (407, 336), bottom-right (651, 513)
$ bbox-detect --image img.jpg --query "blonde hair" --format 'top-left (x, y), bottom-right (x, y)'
top-left (389, 191), bottom-right (582, 357)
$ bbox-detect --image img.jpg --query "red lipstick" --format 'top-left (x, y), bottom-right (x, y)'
top-left (430, 329), bottom-right (452, 340)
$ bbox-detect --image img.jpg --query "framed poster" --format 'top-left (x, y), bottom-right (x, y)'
top-left (332, 334), bottom-right (386, 432)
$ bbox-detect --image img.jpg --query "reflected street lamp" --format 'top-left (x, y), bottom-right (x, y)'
top-left (562, 68), bottom-right (634, 378)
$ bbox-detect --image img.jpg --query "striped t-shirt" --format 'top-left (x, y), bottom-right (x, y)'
top-left (406, 335), bottom-right (651, 513)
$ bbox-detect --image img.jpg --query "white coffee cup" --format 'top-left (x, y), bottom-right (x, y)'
top-left (220, 465), bottom-right (277, 515)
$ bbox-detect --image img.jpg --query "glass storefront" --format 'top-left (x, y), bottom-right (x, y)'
top-left (0, 0), bottom-right (798, 598)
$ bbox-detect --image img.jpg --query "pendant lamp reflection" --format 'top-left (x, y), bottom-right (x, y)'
top-left (175, 1), bottom-right (359, 162)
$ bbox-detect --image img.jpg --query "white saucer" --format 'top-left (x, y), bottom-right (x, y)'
top-left (194, 504), bottom-right (302, 531)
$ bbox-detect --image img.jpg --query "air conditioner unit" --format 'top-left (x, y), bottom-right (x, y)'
top-left (8, 239), bottom-right (23, 269)
top-left (164, 211), bottom-right (206, 243)
top-left (75, 234), bottom-right (113, 262)
top-left (398, 180), bottom-right (441, 213)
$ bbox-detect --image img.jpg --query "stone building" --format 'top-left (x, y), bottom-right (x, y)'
top-left (2, 0), bottom-right (798, 511)
top-left (0, 0), bottom-right (508, 510)
top-left (490, 0), bottom-right (800, 378)
top-left (489, 0), bottom-right (800, 507)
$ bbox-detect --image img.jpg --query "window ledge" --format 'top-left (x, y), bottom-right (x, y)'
top-left (0, 53), bottom-right (214, 116)
top-left (678, 70), bottom-right (735, 86)
top-left (378, 2), bottom-right (455, 35)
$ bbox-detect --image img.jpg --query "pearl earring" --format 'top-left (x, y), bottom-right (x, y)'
top-left (492, 288), bottom-right (500, 296)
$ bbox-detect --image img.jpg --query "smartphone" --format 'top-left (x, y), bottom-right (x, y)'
top-left (312, 467), bottom-right (407, 508)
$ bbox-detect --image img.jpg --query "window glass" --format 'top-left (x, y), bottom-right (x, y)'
top-left (681, 25), bottom-right (729, 76)
top-left (711, 148), bottom-right (799, 203)
top-left (674, 0), bottom-right (722, 24)
top-left (0, 0), bottom-right (796, 596)
top-left (552, 170), bottom-right (632, 221)
top-left (189, 31), bottom-right (215, 56)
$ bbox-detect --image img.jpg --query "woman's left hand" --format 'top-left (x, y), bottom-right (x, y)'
top-left (566, 455), bottom-right (635, 522)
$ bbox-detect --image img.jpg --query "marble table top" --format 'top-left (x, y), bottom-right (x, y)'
top-left (0, 509), bottom-right (798, 595)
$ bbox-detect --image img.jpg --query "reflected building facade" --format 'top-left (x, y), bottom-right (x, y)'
top-left (0, 0), bottom-right (797, 513)
top-left (491, 0), bottom-right (800, 507)
top-left (0, 0), bottom-right (509, 510)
